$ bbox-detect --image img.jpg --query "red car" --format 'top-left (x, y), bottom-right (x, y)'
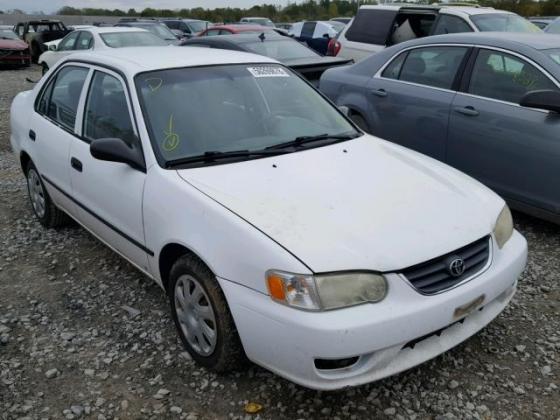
top-left (0, 29), bottom-right (31, 67)
top-left (199, 24), bottom-right (275, 36)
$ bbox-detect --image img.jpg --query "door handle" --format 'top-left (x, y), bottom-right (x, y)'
top-left (70, 157), bottom-right (83, 172)
top-left (454, 106), bottom-right (479, 117)
top-left (371, 89), bottom-right (388, 98)
top-left (29, 130), bottom-right (36, 141)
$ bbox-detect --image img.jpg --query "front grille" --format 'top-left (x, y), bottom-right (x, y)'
top-left (400, 236), bottom-right (491, 294)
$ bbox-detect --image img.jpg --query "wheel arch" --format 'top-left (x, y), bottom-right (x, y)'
top-left (158, 242), bottom-right (214, 293)
top-left (20, 151), bottom-right (32, 174)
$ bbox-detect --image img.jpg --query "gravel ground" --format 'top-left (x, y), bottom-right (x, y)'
top-left (0, 65), bottom-right (559, 420)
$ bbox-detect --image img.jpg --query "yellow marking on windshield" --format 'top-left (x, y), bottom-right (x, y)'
top-left (162, 114), bottom-right (180, 152)
top-left (146, 77), bottom-right (163, 92)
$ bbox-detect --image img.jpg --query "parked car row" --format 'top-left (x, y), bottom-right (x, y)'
top-left (7, 3), bottom-right (558, 393)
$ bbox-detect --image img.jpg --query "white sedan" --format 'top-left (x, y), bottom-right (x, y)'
top-left (38, 26), bottom-right (167, 75)
top-left (10, 47), bottom-right (527, 390)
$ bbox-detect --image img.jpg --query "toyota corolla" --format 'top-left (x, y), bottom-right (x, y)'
top-left (10, 47), bottom-right (527, 390)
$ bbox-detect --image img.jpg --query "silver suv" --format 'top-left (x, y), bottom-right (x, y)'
top-left (329, 4), bottom-right (541, 61)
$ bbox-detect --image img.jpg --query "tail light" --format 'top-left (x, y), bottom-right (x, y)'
top-left (327, 38), bottom-right (341, 56)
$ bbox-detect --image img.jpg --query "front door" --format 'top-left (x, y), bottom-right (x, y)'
top-left (367, 45), bottom-right (469, 160)
top-left (69, 68), bottom-right (150, 271)
top-left (447, 48), bottom-right (560, 214)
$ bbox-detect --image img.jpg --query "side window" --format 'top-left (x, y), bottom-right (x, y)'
top-left (219, 30), bottom-right (232, 35)
top-left (83, 71), bottom-right (136, 146)
top-left (181, 23), bottom-right (192, 33)
top-left (205, 29), bottom-right (221, 36)
top-left (38, 66), bottom-right (89, 130)
top-left (432, 15), bottom-right (473, 35)
top-left (15, 24), bottom-right (23, 36)
top-left (469, 49), bottom-right (558, 104)
top-left (76, 31), bottom-right (93, 50)
top-left (58, 32), bottom-right (80, 51)
top-left (398, 46), bottom-right (468, 89)
top-left (301, 22), bottom-right (316, 38)
top-left (381, 51), bottom-right (407, 79)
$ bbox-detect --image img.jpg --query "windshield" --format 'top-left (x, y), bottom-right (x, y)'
top-left (547, 49), bottom-right (560, 64)
top-left (545, 19), bottom-right (560, 33)
top-left (101, 32), bottom-right (168, 47)
top-left (187, 21), bottom-right (208, 32)
top-left (0, 30), bottom-right (18, 40)
top-left (136, 64), bottom-right (357, 165)
top-left (242, 39), bottom-right (317, 60)
top-left (471, 13), bottom-right (541, 33)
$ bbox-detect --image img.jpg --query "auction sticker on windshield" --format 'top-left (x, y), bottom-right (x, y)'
top-left (247, 66), bottom-right (290, 78)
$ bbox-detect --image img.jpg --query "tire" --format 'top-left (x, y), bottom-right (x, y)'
top-left (25, 162), bottom-right (67, 228)
top-left (41, 62), bottom-right (49, 76)
top-left (30, 43), bottom-right (40, 63)
top-left (169, 254), bottom-right (245, 372)
top-left (350, 113), bottom-right (370, 134)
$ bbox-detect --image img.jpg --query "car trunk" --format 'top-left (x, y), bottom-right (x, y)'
top-left (286, 56), bottom-right (353, 86)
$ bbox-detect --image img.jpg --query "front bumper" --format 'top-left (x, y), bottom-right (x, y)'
top-left (0, 50), bottom-right (31, 66)
top-left (219, 231), bottom-right (527, 390)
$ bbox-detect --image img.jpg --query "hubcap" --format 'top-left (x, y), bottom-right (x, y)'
top-left (174, 275), bottom-right (217, 356)
top-left (27, 169), bottom-right (46, 218)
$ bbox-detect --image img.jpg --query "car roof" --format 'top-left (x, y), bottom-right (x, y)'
top-left (210, 24), bottom-right (271, 31)
top-left (404, 32), bottom-right (560, 50)
top-left (191, 32), bottom-right (284, 43)
top-left (359, 4), bottom-right (511, 16)
top-left (79, 26), bottom-right (149, 34)
top-left (64, 46), bottom-right (278, 77)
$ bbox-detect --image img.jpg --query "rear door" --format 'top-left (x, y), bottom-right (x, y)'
top-left (338, 8), bottom-right (398, 61)
top-left (29, 64), bottom-right (90, 218)
top-left (366, 45), bottom-right (470, 160)
top-left (447, 48), bottom-right (560, 214)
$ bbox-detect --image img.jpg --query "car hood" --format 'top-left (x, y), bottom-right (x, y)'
top-left (177, 136), bottom-right (503, 273)
top-left (0, 39), bottom-right (27, 49)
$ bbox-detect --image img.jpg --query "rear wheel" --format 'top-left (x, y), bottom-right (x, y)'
top-left (169, 254), bottom-right (245, 372)
top-left (26, 162), bottom-right (67, 228)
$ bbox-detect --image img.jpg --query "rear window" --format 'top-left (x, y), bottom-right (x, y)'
top-left (471, 13), bottom-right (541, 33)
top-left (242, 39), bottom-right (317, 60)
top-left (345, 9), bottom-right (396, 45)
top-left (101, 32), bottom-right (168, 48)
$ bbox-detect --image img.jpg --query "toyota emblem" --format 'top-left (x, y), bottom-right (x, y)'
top-left (448, 257), bottom-right (465, 277)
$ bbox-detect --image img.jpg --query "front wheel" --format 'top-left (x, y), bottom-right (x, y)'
top-left (169, 254), bottom-right (245, 372)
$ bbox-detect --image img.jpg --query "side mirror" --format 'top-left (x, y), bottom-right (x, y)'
top-left (338, 105), bottom-right (350, 116)
top-left (519, 90), bottom-right (560, 113)
top-left (90, 137), bottom-right (145, 171)
top-left (48, 44), bottom-right (57, 51)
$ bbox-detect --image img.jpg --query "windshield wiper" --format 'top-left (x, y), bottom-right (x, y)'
top-left (165, 149), bottom-right (288, 168)
top-left (265, 133), bottom-right (359, 150)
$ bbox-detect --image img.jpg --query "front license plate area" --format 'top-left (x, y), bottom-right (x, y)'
top-left (453, 294), bottom-right (485, 320)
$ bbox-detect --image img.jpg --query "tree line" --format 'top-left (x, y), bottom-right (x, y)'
top-left (46, 0), bottom-right (560, 21)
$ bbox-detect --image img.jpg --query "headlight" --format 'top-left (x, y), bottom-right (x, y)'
top-left (494, 205), bottom-right (513, 249)
top-left (266, 270), bottom-right (387, 311)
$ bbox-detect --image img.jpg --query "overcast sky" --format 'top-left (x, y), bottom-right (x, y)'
top-left (1, 0), bottom-right (294, 14)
